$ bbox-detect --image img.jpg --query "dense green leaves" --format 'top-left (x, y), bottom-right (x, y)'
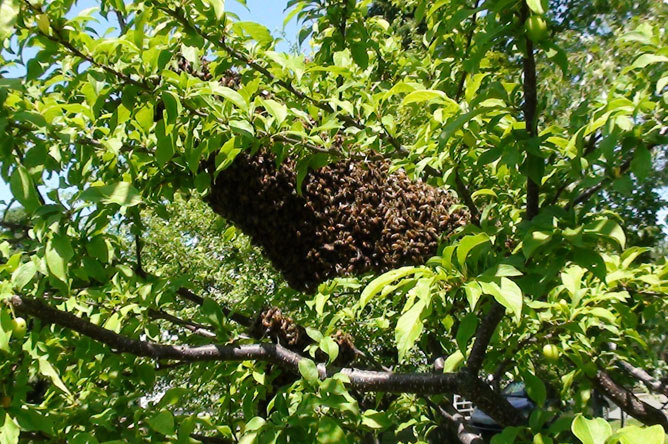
top-left (0, 0), bottom-right (666, 442)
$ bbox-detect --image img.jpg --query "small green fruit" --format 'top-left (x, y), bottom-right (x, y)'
top-left (12, 317), bottom-right (27, 339)
top-left (542, 344), bottom-right (559, 363)
top-left (463, 131), bottom-right (477, 147)
top-left (525, 16), bottom-right (548, 43)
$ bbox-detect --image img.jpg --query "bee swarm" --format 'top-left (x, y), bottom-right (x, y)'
top-left (206, 153), bottom-right (468, 291)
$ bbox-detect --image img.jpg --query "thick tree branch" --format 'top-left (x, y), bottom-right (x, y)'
top-left (8, 295), bottom-right (523, 426)
top-left (466, 301), bottom-right (505, 375)
top-left (592, 369), bottom-right (668, 430)
top-left (426, 398), bottom-right (484, 444)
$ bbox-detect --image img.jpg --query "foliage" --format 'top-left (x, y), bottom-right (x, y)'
top-left (0, 0), bottom-right (667, 443)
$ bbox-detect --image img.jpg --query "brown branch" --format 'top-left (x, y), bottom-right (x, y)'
top-left (521, 4), bottom-right (540, 221)
top-left (617, 360), bottom-right (668, 398)
top-left (8, 295), bottom-right (523, 426)
top-left (454, 168), bottom-right (480, 226)
top-left (592, 369), bottom-right (668, 430)
top-left (466, 301), bottom-right (505, 375)
top-left (425, 398), bottom-right (484, 444)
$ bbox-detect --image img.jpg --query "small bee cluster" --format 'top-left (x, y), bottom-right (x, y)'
top-left (253, 307), bottom-right (306, 348)
top-left (206, 152), bottom-right (468, 291)
top-left (252, 307), bottom-right (357, 365)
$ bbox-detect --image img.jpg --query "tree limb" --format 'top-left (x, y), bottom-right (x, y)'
top-left (466, 301), bottom-right (505, 375)
top-left (617, 360), bottom-right (668, 398)
top-left (426, 398), bottom-right (485, 444)
top-left (521, 4), bottom-right (540, 221)
top-left (592, 369), bottom-right (668, 430)
top-left (8, 295), bottom-right (523, 426)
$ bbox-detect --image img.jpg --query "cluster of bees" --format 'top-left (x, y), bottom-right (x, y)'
top-left (206, 152), bottom-right (468, 291)
top-left (252, 307), bottom-right (357, 365)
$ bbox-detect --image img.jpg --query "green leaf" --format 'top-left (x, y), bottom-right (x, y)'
top-left (526, 0), bottom-right (548, 15)
top-left (155, 121), bottom-right (175, 167)
top-left (522, 370), bottom-right (546, 407)
top-left (350, 42), bottom-right (369, 70)
top-left (38, 358), bottom-right (72, 396)
top-left (572, 248), bottom-right (606, 281)
top-left (480, 278), bottom-right (522, 321)
top-left (12, 261), bottom-right (37, 290)
top-left (362, 410), bottom-right (392, 430)
top-left (204, 0), bottom-right (225, 20)
top-left (402, 89), bottom-right (446, 105)
top-left (0, 413), bottom-right (20, 444)
top-left (261, 99), bottom-right (288, 125)
top-left (631, 54), bottom-right (668, 69)
top-left (630, 146), bottom-right (651, 181)
top-left (45, 234), bottom-right (73, 283)
top-left (571, 415), bottom-right (611, 444)
top-left (456, 233), bottom-right (490, 267)
top-left (0, 0), bottom-right (19, 40)
top-left (522, 231), bottom-right (552, 259)
top-left (234, 22), bottom-right (273, 47)
top-left (161, 91), bottom-right (181, 124)
top-left (298, 358), bottom-right (319, 385)
top-left (317, 417), bottom-right (348, 444)
top-left (147, 410), bottom-right (175, 436)
top-left (319, 336), bottom-right (339, 364)
top-left (395, 298), bottom-right (426, 362)
top-left (213, 86), bottom-right (248, 111)
top-left (359, 266), bottom-right (419, 309)
top-left (80, 182), bottom-right (142, 207)
top-left (584, 218), bottom-right (626, 249)
top-left (443, 350), bottom-right (465, 372)
top-left (0, 309), bottom-right (12, 353)
top-left (609, 425), bottom-right (666, 444)
top-left (456, 312), bottom-right (478, 353)
top-left (463, 281), bottom-right (483, 310)
top-left (10, 165), bottom-right (40, 213)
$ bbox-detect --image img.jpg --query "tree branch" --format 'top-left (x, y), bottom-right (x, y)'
top-left (454, 168), bottom-right (480, 226)
top-left (521, 4), bottom-right (540, 221)
top-left (617, 360), bottom-right (668, 398)
top-left (592, 369), bottom-right (668, 430)
top-left (466, 301), bottom-right (505, 375)
top-left (147, 308), bottom-right (217, 339)
top-left (8, 295), bottom-right (523, 426)
top-left (426, 398), bottom-right (485, 444)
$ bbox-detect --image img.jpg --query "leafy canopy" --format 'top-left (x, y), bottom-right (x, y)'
top-left (0, 0), bottom-right (667, 443)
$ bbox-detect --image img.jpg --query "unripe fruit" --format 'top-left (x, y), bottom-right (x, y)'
top-left (463, 131), bottom-right (476, 147)
top-left (12, 317), bottom-right (27, 339)
top-left (542, 344), bottom-right (559, 363)
top-left (525, 16), bottom-right (548, 43)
